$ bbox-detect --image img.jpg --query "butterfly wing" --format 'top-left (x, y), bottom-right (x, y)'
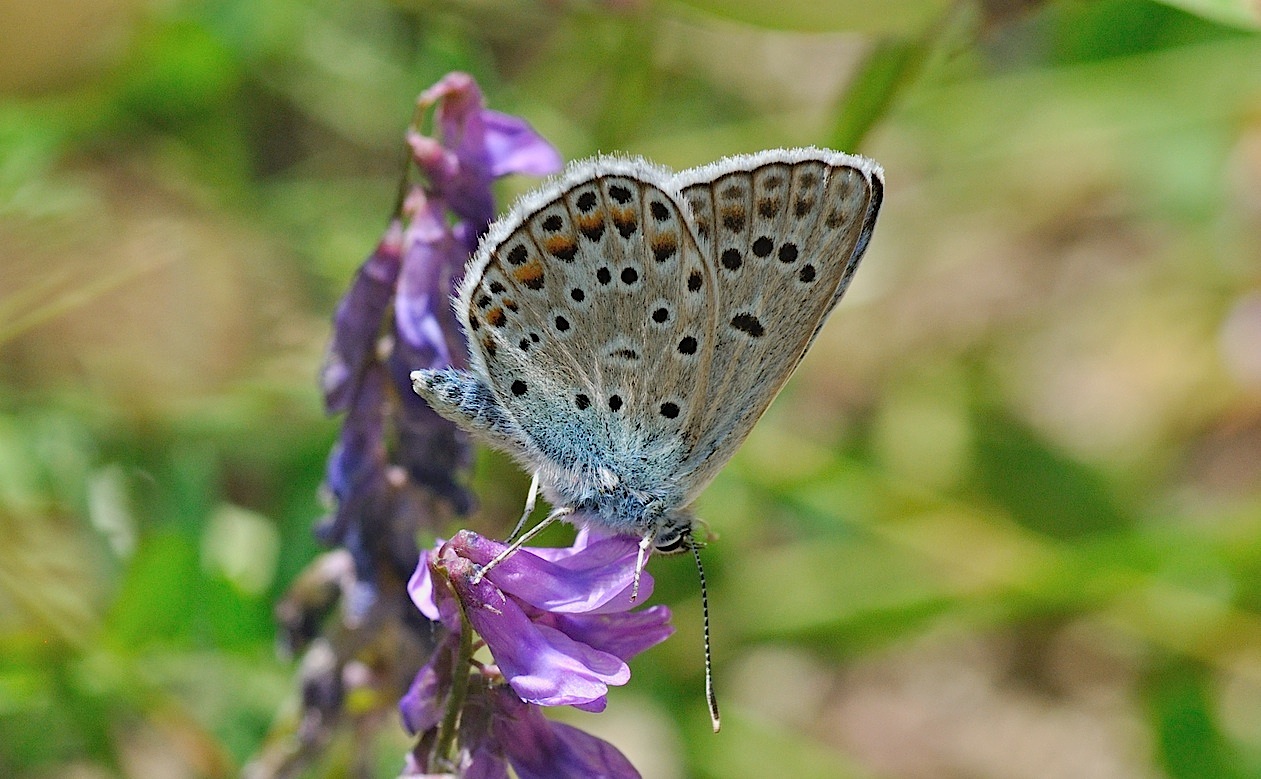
top-left (455, 156), bottom-right (717, 500)
top-left (672, 149), bottom-right (883, 497)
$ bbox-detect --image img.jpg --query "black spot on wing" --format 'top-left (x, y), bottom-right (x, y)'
top-left (730, 313), bottom-right (764, 338)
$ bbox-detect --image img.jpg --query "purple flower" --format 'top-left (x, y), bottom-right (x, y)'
top-left (399, 631), bottom-right (460, 737)
top-left (409, 530), bottom-right (674, 712)
top-left (316, 73), bottom-right (562, 579)
top-left (489, 686), bottom-right (639, 779)
top-left (410, 72), bottom-right (563, 235)
top-left (291, 68), bottom-right (660, 779)
top-left (388, 191), bottom-right (478, 513)
top-left (393, 190), bottom-right (465, 372)
top-left (265, 72), bottom-right (566, 774)
top-left (321, 222), bottom-right (404, 414)
top-left (401, 532), bottom-right (654, 778)
top-left (403, 681), bottom-right (640, 779)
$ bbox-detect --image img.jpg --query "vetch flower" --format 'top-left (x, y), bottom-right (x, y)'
top-left (410, 529), bottom-right (674, 712)
top-left (321, 221), bottom-right (404, 414)
top-left (257, 72), bottom-right (563, 777)
top-left (409, 72), bottom-right (563, 235)
top-left (402, 678), bottom-right (640, 779)
top-left (315, 72), bottom-right (561, 590)
top-left (393, 192), bottom-right (464, 373)
top-left (485, 685), bottom-right (640, 779)
top-left (402, 528), bottom-right (660, 778)
top-left (399, 630), bottom-right (460, 738)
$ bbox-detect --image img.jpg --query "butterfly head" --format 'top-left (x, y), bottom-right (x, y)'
top-left (648, 506), bottom-right (697, 555)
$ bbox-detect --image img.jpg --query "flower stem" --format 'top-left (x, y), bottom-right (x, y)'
top-left (433, 590), bottom-right (474, 768)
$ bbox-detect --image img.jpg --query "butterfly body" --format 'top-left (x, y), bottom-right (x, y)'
top-left (414, 148), bottom-right (883, 549)
top-left (416, 366), bottom-right (696, 542)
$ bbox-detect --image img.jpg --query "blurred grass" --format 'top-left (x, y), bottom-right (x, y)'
top-left (3, 0), bottom-right (1261, 777)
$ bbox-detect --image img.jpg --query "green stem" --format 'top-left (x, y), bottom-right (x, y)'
top-left (432, 589), bottom-right (474, 769)
top-left (829, 0), bottom-right (975, 152)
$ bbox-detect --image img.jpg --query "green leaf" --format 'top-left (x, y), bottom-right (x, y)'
top-left (103, 531), bottom-right (199, 648)
top-left (1148, 661), bottom-right (1244, 779)
top-left (829, 38), bottom-right (927, 152)
top-left (971, 409), bottom-right (1131, 539)
top-left (667, 0), bottom-right (950, 34)
top-left (830, 2), bottom-right (974, 153)
top-left (1152, 0), bottom-right (1261, 29)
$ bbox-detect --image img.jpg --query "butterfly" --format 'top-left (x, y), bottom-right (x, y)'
top-left (412, 147), bottom-right (882, 730)
top-left (413, 147), bottom-right (882, 576)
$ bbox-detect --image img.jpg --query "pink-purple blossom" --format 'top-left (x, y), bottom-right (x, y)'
top-left (409, 72), bottom-right (563, 236)
top-left (316, 72), bottom-right (561, 593)
top-left (402, 529), bottom-right (668, 778)
top-left (409, 530), bottom-right (674, 712)
top-left (402, 681), bottom-right (640, 779)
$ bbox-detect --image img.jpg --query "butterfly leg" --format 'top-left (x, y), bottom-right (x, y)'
top-left (412, 368), bottom-right (531, 454)
top-left (506, 470), bottom-right (541, 542)
top-left (630, 532), bottom-right (653, 603)
top-left (471, 505), bottom-right (575, 585)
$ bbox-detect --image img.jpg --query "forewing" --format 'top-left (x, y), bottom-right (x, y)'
top-left (457, 159), bottom-right (717, 486)
top-left (673, 150), bottom-right (883, 495)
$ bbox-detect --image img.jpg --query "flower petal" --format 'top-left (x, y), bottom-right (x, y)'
top-left (399, 632), bottom-right (458, 735)
top-left (462, 754), bottom-right (510, 779)
top-left (546, 606), bottom-right (674, 662)
top-left (479, 110), bottom-right (563, 178)
top-left (318, 363), bottom-right (388, 548)
top-left (451, 531), bottom-right (652, 614)
top-left (443, 553), bottom-right (629, 708)
top-left (413, 71), bottom-right (560, 229)
top-left (408, 547), bottom-right (441, 622)
top-left (320, 222), bottom-right (404, 413)
top-left (395, 196), bottom-right (464, 367)
top-left (490, 688), bottom-right (640, 779)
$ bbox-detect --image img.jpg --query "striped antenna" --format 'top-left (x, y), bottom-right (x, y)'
top-left (691, 541), bottom-right (721, 732)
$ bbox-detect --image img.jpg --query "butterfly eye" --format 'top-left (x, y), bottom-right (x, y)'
top-left (653, 526), bottom-right (690, 555)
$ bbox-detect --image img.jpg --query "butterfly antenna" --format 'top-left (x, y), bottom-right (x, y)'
top-left (472, 506), bottom-right (573, 585)
top-left (691, 540), bottom-right (721, 733)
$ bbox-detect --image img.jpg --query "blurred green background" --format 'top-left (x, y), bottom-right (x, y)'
top-left (4, 0), bottom-right (1261, 776)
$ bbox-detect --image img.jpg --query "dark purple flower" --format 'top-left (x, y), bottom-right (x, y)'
top-left (317, 361), bottom-right (390, 575)
top-left (317, 358), bottom-right (459, 594)
top-left (483, 684), bottom-right (641, 779)
top-left (321, 222), bottom-right (404, 414)
top-left (264, 72), bottom-right (565, 774)
top-left (388, 191), bottom-right (478, 513)
top-left (403, 678), bottom-right (640, 779)
top-left (317, 73), bottom-right (562, 576)
top-left (399, 631), bottom-right (460, 737)
top-left (409, 530), bottom-right (674, 712)
top-left (393, 191), bottom-right (465, 371)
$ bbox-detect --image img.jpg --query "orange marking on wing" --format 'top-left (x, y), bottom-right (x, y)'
top-left (650, 234), bottom-right (677, 262)
top-left (611, 207), bottom-right (637, 236)
top-left (544, 235), bottom-right (579, 260)
top-left (577, 212), bottom-right (606, 241)
top-left (514, 261), bottom-right (545, 289)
